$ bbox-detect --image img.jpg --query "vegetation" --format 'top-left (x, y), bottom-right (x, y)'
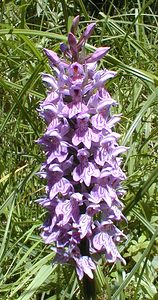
top-left (0, 0), bottom-right (158, 299)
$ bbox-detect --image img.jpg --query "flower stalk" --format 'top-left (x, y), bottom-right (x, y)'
top-left (80, 237), bottom-right (96, 299)
top-left (37, 16), bottom-right (127, 298)
top-left (83, 274), bottom-right (96, 300)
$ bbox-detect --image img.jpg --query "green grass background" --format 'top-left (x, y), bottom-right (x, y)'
top-left (0, 0), bottom-right (158, 299)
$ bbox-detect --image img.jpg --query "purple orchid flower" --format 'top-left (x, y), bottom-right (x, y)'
top-left (73, 148), bottom-right (100, 186)
top-left (37, 16), bottom-right (127, 282)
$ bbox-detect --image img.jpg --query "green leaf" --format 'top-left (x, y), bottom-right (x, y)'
top-left (0, 200), bottom-right (14, 261)
top-left (0, 28), bottom-right (67, 42)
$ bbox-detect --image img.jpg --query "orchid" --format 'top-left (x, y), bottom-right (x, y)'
top-left (37, 16), bottom-right (127, 287)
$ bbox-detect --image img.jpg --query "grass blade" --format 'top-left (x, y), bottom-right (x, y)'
top-left (123, 87), bottom-right (158, 145)
top-left (111, 227), bottom-right (158, 299)
top-left (124, 165), bottom-right (158, 214)
top-left (17, 264), bottom-right (56, 300)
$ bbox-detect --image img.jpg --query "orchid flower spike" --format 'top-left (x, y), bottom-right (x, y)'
top-left (37, 17), bottom-right (127, 281)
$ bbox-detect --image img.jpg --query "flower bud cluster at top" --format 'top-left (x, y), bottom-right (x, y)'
top-left (37, 16), bottom-right (127, 280)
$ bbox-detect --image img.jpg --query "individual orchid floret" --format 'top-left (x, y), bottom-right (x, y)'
top-left (55, 198), bottom-right (80, 226)
top-left (72, 113), bottom-right (100, 149)
top-left (41, 73), bottom-right (58, 90)
top-left (46, 164), bottom-right (74, 199)
top-left (67, 62), bottom-right (85, 85)
top-left (75, 255), bottom-right (96, 280)
top-left (73, 148), bottom-right (100, 186)
top-left (78, 204), bottom-right (100, 239)
top-left (93, 70), bottom-right (117, 90)
top-left (90, 183), bottom-right (114, 206)
top-left (92, 221), bottom-right (126, 264)
top-left (37, 16), bottom-right (127, 284)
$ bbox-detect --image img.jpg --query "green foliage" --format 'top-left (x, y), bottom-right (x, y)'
top-left (0, 0), bottom-right (158, 299)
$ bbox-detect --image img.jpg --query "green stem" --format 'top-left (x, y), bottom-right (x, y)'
top-left (83, 273), bottom-right (96, 300)
top-left (80, 237), bottom-right (96, 300)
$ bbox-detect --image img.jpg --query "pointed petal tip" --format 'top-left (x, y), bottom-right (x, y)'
top-left (43, 48), bottom-right (60, 65)
top-left (71, 15), bottom-right (80, 34)
top-left (83, 22), bottom-right (96, 38)
top-left (86, 47), bottom-right (110, 63)
top-left (77, 22), bottom-right (96, 49)
top-left (72, 15), bottom-right (80, 25)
